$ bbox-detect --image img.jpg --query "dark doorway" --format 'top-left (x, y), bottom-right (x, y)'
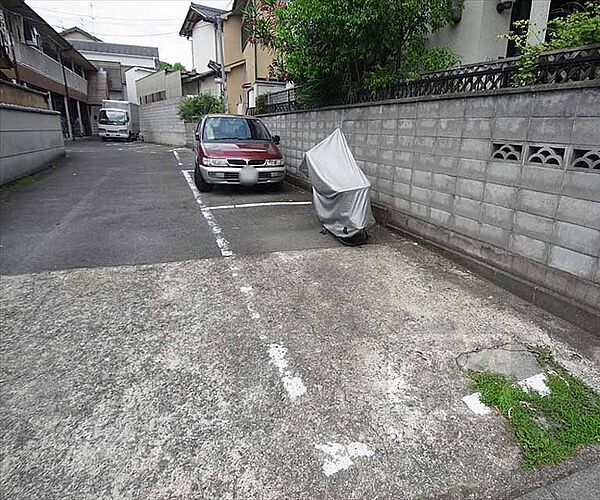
top-left (506, 0), bottom-right (533, 57)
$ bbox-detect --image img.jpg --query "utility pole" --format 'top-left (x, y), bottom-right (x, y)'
top-left (215, 16), bottom-right (228, 111)
top-left (59, 47), bottom-right (74, 140)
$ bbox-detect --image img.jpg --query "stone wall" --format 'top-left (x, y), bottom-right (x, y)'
top-left (139, 98), bottom-right (186, 146)
top-left (261, 84), bottom-right (600, 319)
top-left (0, 104), bottom-right (65, 185)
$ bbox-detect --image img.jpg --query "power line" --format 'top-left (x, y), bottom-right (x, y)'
top-left (50, 25), bottom-right (179, 37)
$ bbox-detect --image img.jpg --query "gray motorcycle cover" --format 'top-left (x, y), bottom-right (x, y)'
top-left (299, 128), bottom-right (375, 238)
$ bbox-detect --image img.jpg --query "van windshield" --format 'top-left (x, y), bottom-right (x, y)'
top-left (99, 109), bottom-right (127, 125)
top-left (202, 117), bottom-right (271, 142)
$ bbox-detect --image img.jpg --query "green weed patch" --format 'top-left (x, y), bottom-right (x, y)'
top-left (467, 349), bottom-right (600, 468)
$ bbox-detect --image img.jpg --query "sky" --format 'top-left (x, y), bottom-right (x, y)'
top-left (27, 0), bottom-right (233, 69)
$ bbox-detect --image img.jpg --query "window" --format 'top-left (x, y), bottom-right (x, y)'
top-left (202, 117), bottom-right (271, 142)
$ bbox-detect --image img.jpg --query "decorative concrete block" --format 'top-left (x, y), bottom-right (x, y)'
top-left (486, 161), bottom-right (522, 186)
top-left (511, 234), bottom-right (547, 263)
top-left (431, 207), bottom-right (453, 226)
top-left (465, 96), bottom-right (496, 117)
top-left (556, 196), bottom-right (600, 230)
top-left (533, 91), bottom-right (577, 117)
top-left (464, 118), bottom-right (492, 139)
top-left (436, 136), bottom-right (462, 155)
top-left (554, 221), bottom-right (600, 256)
top-left (518, 190), bottom-right (559, 218)
top-left (520, 165), bottom-right (564, 195)
top-left (431, 155), bottom-right (459, 175)
top-left (454, 215), bottom-right (480, 238)
top-left (410, 201), bottom-right (430, 219)
top-left (528, 117), bottom-right (573, 143)
top-left (484, 183), bottom-right (518, 207)
top-left (417, 100), bottom-right (439, 118)
top-left (572, 117), bottom-right (600, 146)
top-left (438, 98), bottom-right (465, 118)
top-left (460, 138), bottom-right (490, 160)
top-left (438, 118), bottom-right (464, 138)
top-left (432, 173), bottom-right (456, 193)
top-left (412, 170), bottom-right (433, 188)
top-left (493, 117), bottom-right (529, 141)
top-left (393, 181), bottom-right (410, 198)
top-left (430, 191), bottom-right (454, 211)
top-left (410, 186), bottom-right (431, 205)
top-left (378, 163), bottom-right (395, 180)
top-left (480, 223), bottom-right (510, 249)
top-left (395, 166), bottom-right (412, 183)
top-left (397, 103), bottom-right (417, 118)
top-left (514, 211), bottom-right (555, 242)
top-left (496, 93), bottom-right (533, 117)
top-left (548, 245), bottom-right (596, 279)
top-left (454, 196), bottom-right (481, 219)
top-left (481, 203), bottom-right (515, 229)
top-left (576, 88), bottom-right (600, 117)
top-left (417, 118), bottom-right (438, 137)
top-left (561, 171), bottom-right (600, 203)
top-left (456, 178), bottom-right (484, 200)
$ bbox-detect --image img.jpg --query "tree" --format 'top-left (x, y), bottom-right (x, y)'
top-left (159, 61), bottom-right (187, 71)
top-left (244, 0), bottom-right (460, 106)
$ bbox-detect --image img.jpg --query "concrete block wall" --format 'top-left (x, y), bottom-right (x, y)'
top-left (0, 104), bottom-right (65, 185)
top-left (140, 98), bottom-right (186, 146)
top-left (261, 85), bottom-right (600, 315)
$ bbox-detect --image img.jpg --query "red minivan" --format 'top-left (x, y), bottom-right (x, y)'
top-left (193, 114), bottom-right (285, 192)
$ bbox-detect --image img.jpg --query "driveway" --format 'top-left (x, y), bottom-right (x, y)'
top-left (1, 140), bottom-right (599, 499)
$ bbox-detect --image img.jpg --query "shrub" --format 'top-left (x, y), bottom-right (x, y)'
top-left (178, 93), bottom-right (225, 122)
top-left (255, 93), bottom-right (270, 113)
top-left (502, 2), bottom-right (600, 86)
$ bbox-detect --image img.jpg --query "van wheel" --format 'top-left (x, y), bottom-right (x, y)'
top-left (194, 165), bottom-right (213, 192)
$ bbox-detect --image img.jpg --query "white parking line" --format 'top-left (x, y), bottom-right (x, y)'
top-left (181, 170), bottom-right (234, 257)
top-left (209, 201), bottom-right (312, 210)
top-left (172, 150), bottom-right (183, 166)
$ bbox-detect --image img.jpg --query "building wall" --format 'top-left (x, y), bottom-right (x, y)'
top-left (226, 64), bottom-right (245, 113)
top-left (124, 67), bottom-right (155, 104)
top-left (192, 20), bottom-right (217, 72)
top-left (182, 77), bottom-right (219, 96)
top-left (136, 70), bottom-right (183, 104)
top-left (76, 50), bottom-right (156, 70)
top-left (429, 0), bottom-right (518, 63)
top-left (0, 104), bottom-right (65, 185)
top-left (223, 15), bottom-right (243, 66)
top-left (139, 97), bottom-right (186, 146)
top-left (0, 81), bottom-right (48, 108)
top-left (261, 85), bottom-right (600, 318)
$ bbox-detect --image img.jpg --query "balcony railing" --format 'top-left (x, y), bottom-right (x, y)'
top-left (12, 42), bottom-right (88, 97)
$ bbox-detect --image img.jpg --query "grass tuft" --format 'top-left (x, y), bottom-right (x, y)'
top-left (467, 348), bottom-right (600, 468)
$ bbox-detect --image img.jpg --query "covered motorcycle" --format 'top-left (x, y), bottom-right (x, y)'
top-left (299, 128), bottom-right (375, 245)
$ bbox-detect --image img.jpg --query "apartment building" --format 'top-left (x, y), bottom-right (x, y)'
top-left (179, 1), bottom-right (285, 114)
top-left (1, 0), bottom-right (96, 137)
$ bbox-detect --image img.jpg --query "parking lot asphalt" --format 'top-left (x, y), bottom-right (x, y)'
top-left (1, 139), bottom-right (599, 499)
top-left (1, 139), bottom-right (393, 275)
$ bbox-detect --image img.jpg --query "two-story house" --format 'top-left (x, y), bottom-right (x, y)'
top-left (430, 0), bottom-right (576, 64)
top-left (179, 1), bottom-right (286, 114)
top-left (1, 0), bottom-right (96, 138)
top-left (60, 27), bottom-right (159, 130)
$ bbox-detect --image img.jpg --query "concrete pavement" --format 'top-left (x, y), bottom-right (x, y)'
top-left (1, 140), bottom-right (599, 499)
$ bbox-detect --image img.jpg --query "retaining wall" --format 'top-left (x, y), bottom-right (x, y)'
top-left (0, 104), bottom-right (65, 185)
top-left (261, 84), bottom-right (600, 322)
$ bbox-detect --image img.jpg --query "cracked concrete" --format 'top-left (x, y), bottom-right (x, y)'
top-left (2, 244), bottom-right (599, 499)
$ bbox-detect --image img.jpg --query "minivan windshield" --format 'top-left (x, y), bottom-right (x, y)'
top-left (202, 117), bottom-right (271, 142)
top-left (99, 109), bottom-right (127, 125)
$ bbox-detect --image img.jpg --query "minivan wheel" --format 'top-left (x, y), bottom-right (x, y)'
top-left (194, 165), bottom-right (213, 192)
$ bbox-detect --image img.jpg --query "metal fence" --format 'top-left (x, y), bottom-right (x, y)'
top-left (255, 43), bottom-right (600, 114)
